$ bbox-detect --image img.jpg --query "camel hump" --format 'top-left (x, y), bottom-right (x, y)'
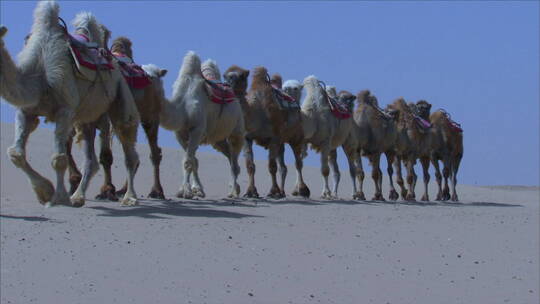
top-left (34, 1), bottom-right (60, 29)
top-left (181, 51), bottom-right (202, 76)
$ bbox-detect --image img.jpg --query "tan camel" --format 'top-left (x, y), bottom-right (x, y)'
top-left (301, 76), bottom-right (353, 198)
top-left (390, 98), bottom-right (436, 201)
top-left (223, 66), bottom-right (309, 198)
top-left (0, 2), bottom-right (139, 207)
top-left (427, 108), bottom-right (464, 201)
top-left (345, 90), bottom-right (399, 201)
top-left (155, 52), bottom-right (244, 198)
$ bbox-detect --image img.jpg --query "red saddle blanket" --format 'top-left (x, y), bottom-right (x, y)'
top-left (327, 95), bottom-right (352, 119)
top-left (69, 34), bottom-right (114, 70)
top-left (112, 52), bottom-right (152, 89)
top-left (271, 84), bottom-right (300, 110)
top-left (204, 79), bottom-right (236, 104)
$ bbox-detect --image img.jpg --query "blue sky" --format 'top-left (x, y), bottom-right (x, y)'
top-left (1, 1), bottom-right (538, 186)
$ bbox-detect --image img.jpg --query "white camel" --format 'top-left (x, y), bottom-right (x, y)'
top-left (300, 76), bottom-right (354, 198)
top-left (154, 52), bottom-right (245, 199)
top-left (0, 1), bottom-right (139, 207)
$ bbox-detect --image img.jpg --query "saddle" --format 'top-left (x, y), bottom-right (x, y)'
top-left (326, 94), bottom-right (352, 119)
top-left (271, 84), bottom-right (300, 110)
top-left (414, 115), bottom-right (432, 131)
top-left (68, 33), bottom-right (114, 81)
top-left (112, 52), bottom-right (152, 89)
top-left (202, 73), bottom-right (236, 104)
top-left (440, 109), bottom-right (463, 133)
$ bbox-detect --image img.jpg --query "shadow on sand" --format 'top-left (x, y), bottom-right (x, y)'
top-left (0, 214), bottom-right (53, 222)
top-left (88, 199), bottom-right (263, 220)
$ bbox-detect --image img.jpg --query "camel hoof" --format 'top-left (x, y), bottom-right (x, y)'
top-left (405, 194), bottom-right (416, 201)
top-left (115, 187), bottom-right (127, 197)
top-left (243, 187), bottom-right (259, 198)
top-left (421, 194), bottom-right (429, 202)
top-left (320, 191), bottom-right (332, 199)
top-left (451, 194), bottom-right (459, 202)
top-left (297, 185), bottom-right (310, 198)
top-left (177, 188), bottom-right (193, 199)
top-left (192, 187), bottom-right (205, 198)
top-left (50, 191), bottom-right (72, 206)
top-left (353, 192), bottom-right (366, 200)
top-left (121, 197), bottom-right (138, 206)
top-left (70, 195), bottom-right (85, 208)
top-left (0, 26), bottom-right (7, 39)
top-left (32, 179), bottom-right (55, 205)
top-left (388, 190), bottom-right (399, 201)
top-left (96, 184), bottom-right (118, 201)
top-left (148, 189), bottom-right (165, 200)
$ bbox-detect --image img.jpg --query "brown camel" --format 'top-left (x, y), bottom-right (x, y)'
top-left (348, 90), bottom-right (399, 201)
top-left (427, 108), bottom-right (464, 201)
top-left (390, 98), bottom-right (436, 201)
top-left (223, 66), bottom-right (309, 198)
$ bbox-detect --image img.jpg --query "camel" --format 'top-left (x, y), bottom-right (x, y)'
top-left (0, 2), bottom-right (140, 207)
top-left (425, 107), bottom-right (464, 201)
top-left (155, 52), bottom-right (244, 199)
top-left (390, 98), bottom-right (436, 201)
top-left (342, 90), bottom-right (399, 201)
top-left (223, 66), bottom-right (309, 199)
top-left (300, 76), bottom-right (353, 199)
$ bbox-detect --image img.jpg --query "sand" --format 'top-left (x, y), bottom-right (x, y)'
top-left (1, 122), bottom-right (538, 304)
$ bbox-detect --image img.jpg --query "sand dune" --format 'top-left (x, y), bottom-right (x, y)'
top-left (1, 122), bottom-right (538, 304)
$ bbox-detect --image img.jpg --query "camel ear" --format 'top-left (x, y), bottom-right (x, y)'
top-left (428, 103), bottom-right (432, 110)
top-left (159, 69), bottom-right (168, 77)
top-left (242, 70), bottom-right (250, 78)
top-left (0, 26), bottom-right (7, 39)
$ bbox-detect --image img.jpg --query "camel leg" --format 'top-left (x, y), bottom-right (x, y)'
top-left (386, 152), bottom-right (399, 201)
top-left (70, 125), bottom-right (99, 207)
top-left (329, 149), bottom-right (340, 198)
top-left (7, 110), bottom-right (54, 205)
top-left (394, 156), bottom-right (407, 200)
top-left (190, 157), bottom-right (205, 198)
top-left (49, 108), bottom-right (74, 206)
top-left (369, 154), bottom-right (384, 201)
top-left (66, 131), bottom-right (82, 195)
top-left (95, 116), bottom-right (118, 201)
top-left (112, 123), bottom-right (140, 206)
top-left (405, 158), bottom-right (416, 201)
top-left (420, 156), bottom-right (430, 201)
top-left (343, 146), bottom-right (361, 200)
top-left (277, 144), bottom-right (287, 197)
top-left (320, 146), bottom-right (332, 199)
top-left (227, 134), bottom-right (243, 198)
top-left (243, 138), bottom-right (259, 198)
top-left (431, 158), bottom-right (443, 201)
top-left (450, 155), bottom-right (462, 202)
top-left (291, 142), bottom-right (310, 198)
top-left (142, 121), bottom-right (165, 199)
top-left (267, 142), bottom-right (283, 199)
top-left (355, 152), bottom-right (366, 200)
top-left (442, 162), bottom-right (451, 201)
top-left (176, 128), bottom-right (203, 199)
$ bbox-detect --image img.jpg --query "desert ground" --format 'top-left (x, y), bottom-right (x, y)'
top-left (1, 122), bottom-right (538, 304)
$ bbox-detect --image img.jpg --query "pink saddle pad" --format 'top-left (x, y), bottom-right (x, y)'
top-left (112, 52), bottom-right (152, 89)
top-left (69, 34), bottom-right (113, 70)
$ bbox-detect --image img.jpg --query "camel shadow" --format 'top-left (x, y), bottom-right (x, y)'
top-left (88, 199), bottom-right (263, 219)
top-left (0, 214), bottom-right (52, 222)
top-left (373, 200), bottom-right (522, 207)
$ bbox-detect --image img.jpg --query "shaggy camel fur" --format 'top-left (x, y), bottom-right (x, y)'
top-left (351, 90), bottom-right (399, 201)
top-left (0, 2), bottom-right (139, 207)
top-left (425, 107), bottom-right (464, 201)
top-left (223, 66), bottom-right (308, 198)
top-left (390, 98), bottom-right (436, 201)
top-left (301, 76), bottom-right (353, 198)
top-left (157, 52), bottom-right (244, 198)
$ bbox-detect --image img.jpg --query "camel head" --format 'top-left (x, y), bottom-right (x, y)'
top-left (282, 80), bottom-right (303, 102)
top-left (270, 73), bottom-right (283, 88)
top-left (142, 64), bottom-right (168, 99)
top-left (223, 65), bottom-right (249, 94)
top-left (251, 66), bottom-right (270, 87)
top-left (302, 75), bottom-right (320, 91)
top-left (338, 90), bottom-right (356, 112)
top-left (111, 36), bottom-right (133, 58)
top-left (72, 11), bottom-right (102, 44)
top-left (415, 100), bottom-right (432, 120)
top-left (0, 26), bottom-right (7, 40)
top-left (201, 59), bottom-right (222, 81)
